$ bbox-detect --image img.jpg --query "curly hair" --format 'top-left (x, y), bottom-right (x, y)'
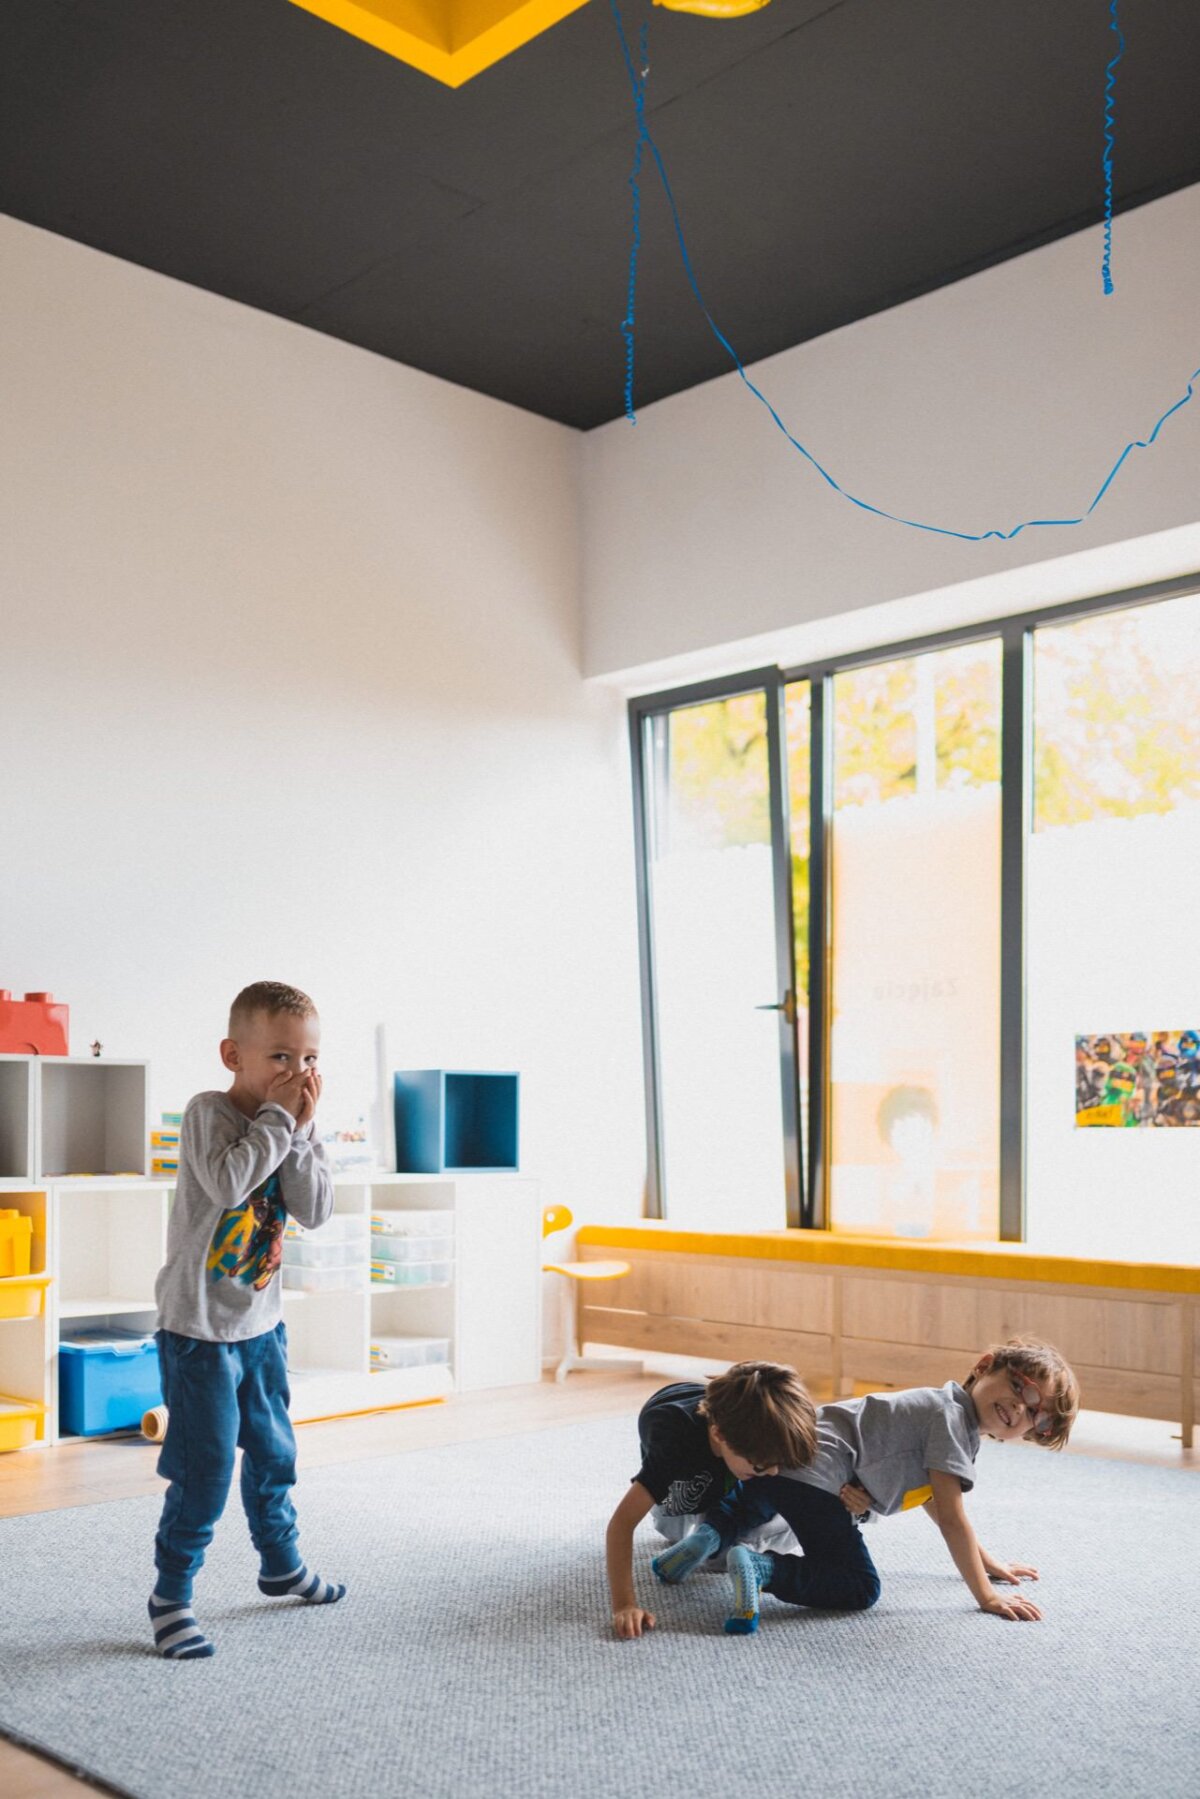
top-left (228, 981), bottom-right (317, 1036)
top-left (965, 1335), bottom-right (1080, 1450)
top-left (698, 1360), bottom-right (817, 1471)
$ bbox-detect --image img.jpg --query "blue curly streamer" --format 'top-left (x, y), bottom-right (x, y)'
top-left (1101, 0), bottom-right (1125, 295)
top-left (608, 0), bottom-right (1198, 543)
top-left (621, 24), bottom-right (649, 422)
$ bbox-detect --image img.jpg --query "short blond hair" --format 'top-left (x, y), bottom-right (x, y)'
top-left (228, 981), bottom-right (317, 1037)
top-left (966, 1335), bottom-right (1080, 1450)
top-left (699, 1361), bottom-right (817, 1470)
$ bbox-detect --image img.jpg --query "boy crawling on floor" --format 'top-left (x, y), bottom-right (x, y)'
top-left (605, 1361), bottom-right (817, 1639)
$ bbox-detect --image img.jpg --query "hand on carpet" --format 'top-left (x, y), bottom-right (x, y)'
top-left (983, 1552), bottom-right (1039, 1585)
top-left (980, 1589), bottom-right (1043, 1621)
top-left (612, 1605), bottom-right (656, 1640)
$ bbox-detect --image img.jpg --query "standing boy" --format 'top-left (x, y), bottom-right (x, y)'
top-left (149, 981), bottom-right (344, 1659)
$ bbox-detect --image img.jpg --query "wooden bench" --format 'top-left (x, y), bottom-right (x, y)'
top-left (576, 1223), bottom-right (1198, 1448)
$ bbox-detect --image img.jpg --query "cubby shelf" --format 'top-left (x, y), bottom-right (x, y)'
top-left (0, 1054), bottom-right (149, 1180)
top-left (394, 1070), bottom-right (519, 1173)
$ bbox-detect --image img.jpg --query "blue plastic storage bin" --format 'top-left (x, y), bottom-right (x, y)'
top-left (394, 1070), bottom-right (519, 1173)
top-left (59, 1329), bottom-right (163, 1436)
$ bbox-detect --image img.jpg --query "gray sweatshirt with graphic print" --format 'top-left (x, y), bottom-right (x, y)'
top-left (154, 1090), bottom-right (334, 1343)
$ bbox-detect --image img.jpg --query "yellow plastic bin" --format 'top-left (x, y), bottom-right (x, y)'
top-left (0, 1397), bottom-right (46, 1453)
top-left (0, 1273), bottom-right (51, 1320)
top-left (0, 1210), bottom-right (33, 1278)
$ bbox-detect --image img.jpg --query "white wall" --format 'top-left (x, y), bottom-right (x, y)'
top-left (0, 216), bottom-right (646, 1224)
top-left (583, 183), bottom-right (1200, 680)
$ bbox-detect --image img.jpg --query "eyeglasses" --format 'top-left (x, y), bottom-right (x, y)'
top-left (1008, 1371), bottom-right (1053, 1436)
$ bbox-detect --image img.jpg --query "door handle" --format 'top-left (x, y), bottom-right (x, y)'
top-left (756, 990), bottom-right (797, 1027)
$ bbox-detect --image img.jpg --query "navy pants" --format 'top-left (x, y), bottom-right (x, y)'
top-left (710, 1475), bottom-right (882, 1612)
top-left (153, 1323), bottom-right (299, 1602)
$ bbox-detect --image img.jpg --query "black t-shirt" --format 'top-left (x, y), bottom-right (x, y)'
top-left (633, 1382), bottom-right (739, 1515)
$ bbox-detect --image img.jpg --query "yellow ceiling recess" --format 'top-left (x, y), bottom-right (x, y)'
top-left (287, 0), bottom-right (592, 87)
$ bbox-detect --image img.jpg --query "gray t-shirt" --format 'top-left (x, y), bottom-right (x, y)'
top-left (779, 1382), bottom-right (980, 1518)
top-left (154, 1090), bottom-right (333, 1342)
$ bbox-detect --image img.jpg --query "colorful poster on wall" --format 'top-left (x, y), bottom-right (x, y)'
top-left (1075, 1031), bottom-right (1200, 1127)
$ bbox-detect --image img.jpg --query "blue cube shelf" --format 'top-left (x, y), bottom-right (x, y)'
top-left (59, 1329), bottom-right (162, 1437)
top-left (394, 1070), bottom-right (519, 1174)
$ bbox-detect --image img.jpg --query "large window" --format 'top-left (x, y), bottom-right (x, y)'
top-left (1026, 594), bottom-right (1200, 1261)
top-left (631, 580), bottom-right (1199, 1260)
top-left (827, 642), bottom-right (1002, 1240)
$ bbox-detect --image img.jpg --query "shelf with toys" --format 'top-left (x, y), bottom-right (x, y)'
top-left (0, 1040), bottom-right (176, 1445)
top-left (0, 1043), bottom-right (543, 1450)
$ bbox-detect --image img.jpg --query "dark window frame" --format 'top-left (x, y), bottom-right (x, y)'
top-left (628, 572), bottom-right (1199, 1235)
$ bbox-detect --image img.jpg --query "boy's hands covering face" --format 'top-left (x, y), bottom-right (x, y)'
top-left (266, 1066), bottom-right (320, 1123)
top-left (294, 1069), bottom-right (322, 1130)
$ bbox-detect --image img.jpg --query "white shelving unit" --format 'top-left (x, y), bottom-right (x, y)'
top-left (285, 1172), bottom-right (542, 1422)
top-left (0, 1056), bottom-right (158, 1446)
top-left (0, 1054), bottom-right (543, 1451)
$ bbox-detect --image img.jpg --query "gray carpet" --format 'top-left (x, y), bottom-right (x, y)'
top-left (0, 1414), bottom-right (1196, 1799)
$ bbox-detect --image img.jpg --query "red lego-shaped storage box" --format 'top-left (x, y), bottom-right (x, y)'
top-left (0, 991), bottom-right (69, 1055)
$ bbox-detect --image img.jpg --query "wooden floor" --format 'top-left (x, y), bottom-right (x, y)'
top-left (1, 1369), bottom-right (1194, 1798)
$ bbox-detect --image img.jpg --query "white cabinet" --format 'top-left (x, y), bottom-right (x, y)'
top-left (284, 1173), bottom-right (541, 1422)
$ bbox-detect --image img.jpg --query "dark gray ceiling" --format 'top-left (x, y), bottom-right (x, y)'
top-left (2, 0), bottom-right (1197, 428)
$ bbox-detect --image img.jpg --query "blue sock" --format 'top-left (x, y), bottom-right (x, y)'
top-left (258, 1564), bottom-right (346, 1604)
top-left (724, 1546), bottom-right (773, 1635)
top-left (148, 1592), bottom-right (215, 1659)
top-left (652, 1522), bottom-right (721, 1585)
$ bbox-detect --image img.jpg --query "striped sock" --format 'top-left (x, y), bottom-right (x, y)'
top-left (257, 1564), bottom-right (346, 1604)
top-left (724, 1546), bottom-right (773, 1635)
top-left (651, 1522), bottom-right (721, 1585)
top-left (148, 1593), bottom-right (215, 1659)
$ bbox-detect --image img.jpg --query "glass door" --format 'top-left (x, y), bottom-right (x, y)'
top-left (826, 641), bottom-right (1004, 1240)
top-left (636, 679), bottom-right (802, 1229)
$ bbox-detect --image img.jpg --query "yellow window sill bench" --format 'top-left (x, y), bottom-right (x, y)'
top-left (576, 1224), bottom-right (1198, 1449)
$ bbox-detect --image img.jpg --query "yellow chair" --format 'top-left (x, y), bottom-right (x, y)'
top-left (542, 1206), bottom-right (642, 1382)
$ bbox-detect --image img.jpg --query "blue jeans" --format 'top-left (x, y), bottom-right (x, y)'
top-left (153, 1322), bottom-right (299, 1602)
top-left (709, 1475), bottom-right (882, 1612)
